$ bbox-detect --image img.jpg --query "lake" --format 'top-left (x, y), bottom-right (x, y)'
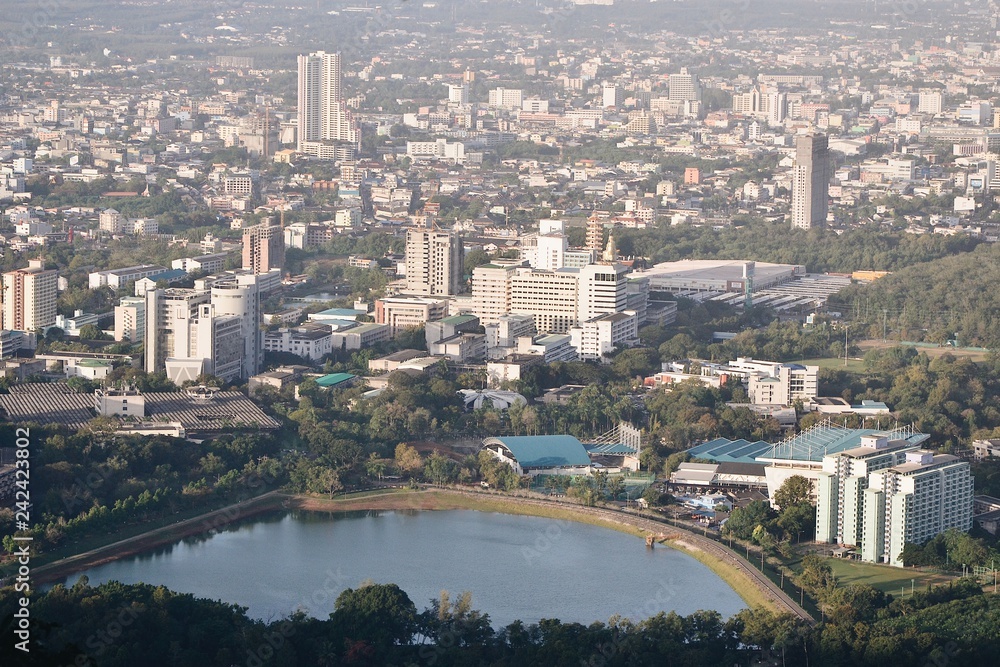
top-left (54, 510), bottom-right (746, 627)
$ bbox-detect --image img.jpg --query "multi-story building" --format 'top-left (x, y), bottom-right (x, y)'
top-left (263, 324), bottom-right (333, 362)
top-left (569, 311), bottom-right (639, 360)
top-left (209, 272), bottom-right (265, 380)
top-left (2, 259), bottom-right (57, 332)
top-left (404, 229), bottom-right (463, 296)
top-left (668, 68), bottom-right (700, 101)
top-left (374, 296), bottom-right (449, 335)
top-left (144, 288), bottom-right (212, 379)
top-left (815, 434), bottom-right (921, 546)
top-left (330, 322), bottom-right (390, 350)
top-left (576, 263), bottom-right (628, 323)
top-left (89, 265), bottom-right (169, 290)
top-left (488, 87), bottom-right (523, 109)
top-left (863, 452), bottom-right (973, 566)
top-left (508, 267), bottom-right (580, 334)
top-left (114, 296), bottom-right (146, 342)
top-left (242, 222), bottom-right (284, 275)
top-left (172, 253), bottom-right (230, 275)
top-left (297, 51), bottom-right (358, 153)
top-left (447, 83), bottom-right (469, 106)
top-left (790, 133), bottom-right (830, 230)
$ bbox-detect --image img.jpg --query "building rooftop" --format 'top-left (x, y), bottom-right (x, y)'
top-left (484, 435), bottom-right (592, 469)
top-left (314, 373), bottom-right (356, 388)
top-left (758, 421), bottom-right (931, 463)
top-left (687, 437), bottom-right (773, 464)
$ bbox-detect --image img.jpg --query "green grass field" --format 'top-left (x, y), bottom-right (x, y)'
top-left (826, 557), bottom-right (956, 595)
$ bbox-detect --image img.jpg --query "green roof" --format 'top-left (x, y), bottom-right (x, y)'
top-left (485, 435), bottom-right (591, 469)
top-left (438, 315), bottom-right (478, 325)
top-left (77, 359), bottom-right (112, 367)
top-left (315, 373), bottom-right (356, 388)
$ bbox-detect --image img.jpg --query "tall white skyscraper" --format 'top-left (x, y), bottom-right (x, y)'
top-left (790, 133), bottom-right (830, 230)
top-left (297, 51), bottom-right (357, 153)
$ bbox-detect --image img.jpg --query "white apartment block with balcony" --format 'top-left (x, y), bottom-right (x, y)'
top-left (815, 435), bottom-right (920, 546)
top-left (860, 452), bottom-right (973, 566)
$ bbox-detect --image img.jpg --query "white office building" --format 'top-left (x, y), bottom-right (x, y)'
top-left (570, 311), bottom-right (639, 360)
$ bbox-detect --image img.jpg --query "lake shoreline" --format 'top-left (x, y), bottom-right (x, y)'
top-left (32, 487), bottom-right (791, 618)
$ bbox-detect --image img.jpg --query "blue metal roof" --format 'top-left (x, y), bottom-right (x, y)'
top-left (687, 437), bottom-right (772, 464)
top-left (487, 435), bottom-right (591, 469)
top-left (758, 423), bottom-right (930, 463)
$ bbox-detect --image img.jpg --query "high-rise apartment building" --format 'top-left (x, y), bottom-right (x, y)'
top-left (242, 222), bottom-right (285, 275)
top-left (404, 229), bottom-right (463, 296)
top-left (297, 51), bottom-right (358, 154)
top-left (2, 259), bottom-right (57, 332)
top-left (815, 435), bottom-right (974, 567)
top-left (790, 133), bottom-right (830, 229)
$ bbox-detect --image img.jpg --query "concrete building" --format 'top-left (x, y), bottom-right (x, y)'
top-left (470, 263), bottom-right (519, 324)
top-left (569, 311), bottom-right (639, 360)
top-left (508, 268), bottom-right (580, 334)
top-left (172, 253), bottom-right (229, 275)
top-left (847, 449), bottom-right (972, 566)
top-left (114, 296), bottom-right (146, 342)
top-left (815, 434), bottom-right (922, 546)
top-left (263, 324), bottom-right (333, 361)
top-left (488, 87), bottom-right (523, 109)
top-left (668, 68), bottom-right (700, 101)
top-left (484, 314), bottom-right (537, 358)
top-left (406, 139), bottom-right (466, 164)
top-left (330, 322), bottom-right (390, 350)
top-left (374, 296), bottom-right (449, 335)
top-left (297, 51), bottom-right (358, 152)
top-left (2, 259), bottom-right (57, 332)
top-left (790, 133), bottom-right (830, 229)
top-left (576, 263), bottom-right (629, 323)
top-left (745, 361), bottom-right (819, 406)
top-left (89, 265), bottom-right (169, 290)
top-left (242, 222), bottom-right (284, 275)
top-left (143, 288), bottom-right (211, 379)
top-left (404, 229), bottom-right (463, 296)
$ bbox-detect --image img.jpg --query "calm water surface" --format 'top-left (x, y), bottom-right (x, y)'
top-left (56, 510), bottom-right (746, 626)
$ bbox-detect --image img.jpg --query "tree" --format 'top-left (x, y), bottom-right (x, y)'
top-left (722, 500), bottom-right (776, 541)
top-left (331, 583), bottom-right (418, 649)
top-left (773, 475), bottom-right (812, 509)
top-left (366, 453), bottom-right (387, 482)
top-left (77, 323), bottom-right (105, 340)
top-left (607, 476), bottom-right (626, 500)
top-left (394, 443), bottom-right (423, 476)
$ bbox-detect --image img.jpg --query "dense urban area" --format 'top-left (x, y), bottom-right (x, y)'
top-left (3, 0), bottom-right (1000, 665)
